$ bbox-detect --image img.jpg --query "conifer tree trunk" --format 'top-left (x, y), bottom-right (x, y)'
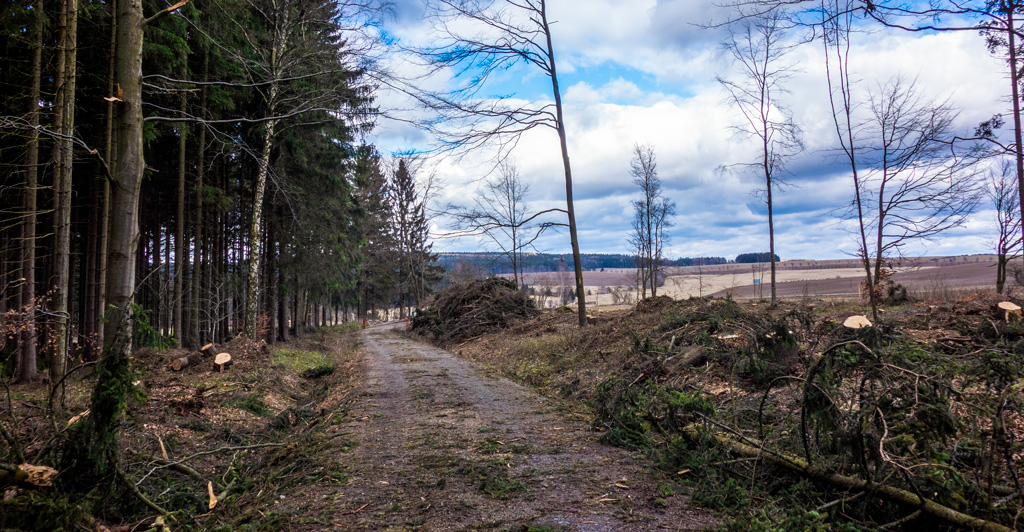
top-left (52, 0), bottom-right (78, 388)
top-left (97, 0), bottom-right (117, 348)
top-left (17, 0), bottom-right (45, 384)
top-left (103, 0), bottom-right (146, 348)
top-left (175, 89), bottom-right (187, 344)
top-left (191, 44), bottom-right (208, 348)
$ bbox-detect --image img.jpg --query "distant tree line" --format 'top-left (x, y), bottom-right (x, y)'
top-left (735, 253), bottom-right (782, 264)
top-left (436, 253), bottom-right (727, 275)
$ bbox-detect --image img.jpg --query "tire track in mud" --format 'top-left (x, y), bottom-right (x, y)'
top-left (331, 323), bottom-right (713, 531)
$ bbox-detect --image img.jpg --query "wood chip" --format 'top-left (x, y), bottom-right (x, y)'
top-left (341, 503), bottom-right (369, 515)
top-left (207, 481), bottom-right (217, 509)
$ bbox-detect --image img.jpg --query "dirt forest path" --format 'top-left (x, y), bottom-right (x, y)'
top-left (330, 323), bottom-right (713, 531)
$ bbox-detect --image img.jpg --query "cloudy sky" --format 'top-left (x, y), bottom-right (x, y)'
top-left (366, 1), bottom-right (1009, 261)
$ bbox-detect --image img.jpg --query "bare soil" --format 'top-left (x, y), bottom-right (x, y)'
top-left (331, 322), bottom-right (714, 531)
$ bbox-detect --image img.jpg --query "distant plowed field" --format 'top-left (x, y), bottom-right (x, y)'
top-left (511, 255), bottom-right (1002, 306)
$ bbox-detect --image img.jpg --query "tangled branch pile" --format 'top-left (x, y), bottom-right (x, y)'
top-left (412, 277), bottom-right (538, 342)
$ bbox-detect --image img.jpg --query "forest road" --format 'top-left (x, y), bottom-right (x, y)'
top-left (329, 322), bottom-right (714, 531)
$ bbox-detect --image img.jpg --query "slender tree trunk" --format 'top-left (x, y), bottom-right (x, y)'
top-left (997, 253), bottom-right (1008, 294)
top-left (18, 0), bottom-right (45, 384)
top-left (245, 118), bottom-right (276, 338)
top-left (541, 0), bottom-right (586, 326)
top-left (191, 85), bottom-right (206, 347)
top-left (98, 0), bottom-right (116, 348)
top-left (1007, 5), bottom-right (1024, 276)
top-left (267, 230), bottom-right (277, 343)
top-left (52, 0), bottom-right (78, 389)
top-left (174, 91), bottom-right (187, 344)
top-left (764, 133), bottom-right (777, 307)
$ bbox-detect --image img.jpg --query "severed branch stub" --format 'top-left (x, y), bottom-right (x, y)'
top-left (213, 352), bottom-right (232, 372)
top-left (996, 301), bottom-right (1021, 322)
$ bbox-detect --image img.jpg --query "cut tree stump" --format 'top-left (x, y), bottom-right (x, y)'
top-left (843, 315), bottom-right (872, 329)
top-left (213, 353), bottom-right (232, 372)
top-left (200, 343), bottom-right (217, 358)
top-left (996, 301), bottom-right (1021, 322)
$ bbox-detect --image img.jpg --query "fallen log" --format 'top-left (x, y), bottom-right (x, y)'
top-left (169, 353), bottom-right (204, 371)
top-left (682, 425), bottom-right (1013, 532)
top-left (663, 345), bottom-right (707, 373)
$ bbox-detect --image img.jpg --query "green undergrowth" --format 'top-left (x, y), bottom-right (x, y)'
top-left (450, 294), bottom-right (1024, 531)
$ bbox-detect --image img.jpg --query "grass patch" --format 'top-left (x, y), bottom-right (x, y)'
top-left (273, 348), bottom-right (331, 373)
top-left (232, 394), bottom-right (273, 417)
top-left (300, 365), bottom-right (335, 379)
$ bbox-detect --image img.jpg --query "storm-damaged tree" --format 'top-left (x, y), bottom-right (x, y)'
top-left (858, 76), bottom-right (983, 305)
top-left (415, 0), bottom-right (589, 326)
top-left (628, 143), bottom-right (676, 299)
top-left (987, 159), bottom-right (1022, 293)
top-left (450, 160), bottom-right (561, 288)
top-left (717, 9), bottom-right (802, 308)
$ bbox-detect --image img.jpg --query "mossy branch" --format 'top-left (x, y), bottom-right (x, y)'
top-left (683, 424), bottom-right (1015, 532)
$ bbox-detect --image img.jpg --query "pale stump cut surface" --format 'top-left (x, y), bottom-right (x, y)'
top-left (331, 323), bottom-right (713, 531)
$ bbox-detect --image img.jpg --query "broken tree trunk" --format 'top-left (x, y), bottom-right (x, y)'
top-left (682, 425), bottom-right (1014, 532)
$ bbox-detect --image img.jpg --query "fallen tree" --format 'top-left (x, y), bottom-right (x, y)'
top-left (682, 424), bottom-right (1015, 532)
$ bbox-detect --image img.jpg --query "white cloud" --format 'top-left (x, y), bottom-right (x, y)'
top-left (370, 1), bottom-right (1011, 260)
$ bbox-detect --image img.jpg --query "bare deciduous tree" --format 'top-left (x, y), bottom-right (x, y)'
top-left (450, 161), bottom-right (560, 288)
top-left (417, 0), bottom-right (589, 326)
top-left (717, 9), bottom-right (802, 308)
top-left (859, 76), bottom-right (983, 298)
top-left (628, 144), bottom-right (675, 299)
top-left (987, 159), bottom-right (1022, 293)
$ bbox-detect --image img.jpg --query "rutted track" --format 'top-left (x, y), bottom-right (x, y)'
top-left (330, 323), bottom-right (713, 531)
